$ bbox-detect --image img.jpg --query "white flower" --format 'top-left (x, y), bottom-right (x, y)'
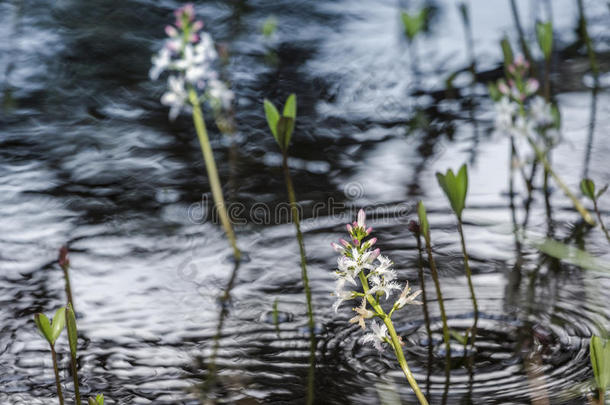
top-left (150, 47), bottom-right (172, 80)
top-left (194, 32), bottom-right (218, 62)
top-left (494, 97), bottom-right (517, 133)
top-left (394, 282), bottom-right (423, 309)
top-left (529, 96), bottom-right (553, 127)
top-left (208, 79), bottom-right (234, 110)
top-left (161, 75), bottom-right (188, 120)
top-left (332, 278), bottom-right (354, 312)
top-left (363, 321), bottom-right (388, 351)
top-left (349, 298), bottom-right (374, 330)
top-left (511, 115), bottom-right (535, 138)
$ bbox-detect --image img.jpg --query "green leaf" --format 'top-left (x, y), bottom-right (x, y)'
top-left (581, 178), bottom-right (596, 201)
top-left (597, 184), bottom-right (608, 200)
top-left (262, 16), bottom-right (278, 38)
top-left (34, 313), bottom-right (53, 344)
top-left (88, 394), bottom-right (104, 405)
top-left (417, 201), bottom-right (430, 238)
top-left (283, 93), bottom-right (296, 119)
top-left (401, 9), bottom-right (427, 41)
top-left (550, 103), bottom-right (561, 129)
top-left (276, 116), bottom-right (294, 152)
top-left (263, 99), bottom-right (280, 143)
top-left (590, 336), bottom-right (610, 390)
top-left (500, 37), bottom-right (514, 69)
top-left (436, 164), bottom-right (468, 219)
top-left (449, 328), bottom-right (468, 345)
top-left (66, 304), bottom-right (78, 359)
top-left (51, 307), bottom-right (66, 344)
top-left (535, 21), bottom-right (553, 61)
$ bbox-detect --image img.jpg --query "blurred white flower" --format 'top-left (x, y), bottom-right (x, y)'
top-left (511, 115), bottom-right (535, 138)
top-left (161, 75), bottom-right (188, 120)
top-left (150, 47), bottom-right (172, 80)
top-left (530, 96), bottom-right (553, 126)
top-left (208, 79), bottom-right (235, 110)
top-left (363, 321), bottom-right (388, 351)
top-left (494, 97), bottom-right (517, 133)
top-left (395, 283), bottom-right (423, 309)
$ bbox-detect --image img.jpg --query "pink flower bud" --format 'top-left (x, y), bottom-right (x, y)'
top-left (340, 239), bottom-right (350, 247)
top-left (357, 209), bottom-right (366, 228)
top-left (190, 33), bottom-right (199, 43)
top-left (346, 224), bottom-right (353, 234)
top-left (192, 20), bottom-right (204, 32)
top-left (508, 64), bottom-right (516, 75)
top-left (353, 238), bottom-right (361, 247)
top-left (165, 25), bottom-right (178, 37)
top-left (58, 245), bottom-right (69, 269)
top-left (366, 237), bottom-right (377, 248)
top-left (365, 227), bottom-right (372, 235)
top-left (498, 82), bottom-right (509, 95)
top-left (526, 78), bottom-right (539, 94)
top-left (331, 242), bottom-right (344, 253)
top-left (370, 248), bottom-right (381, 261)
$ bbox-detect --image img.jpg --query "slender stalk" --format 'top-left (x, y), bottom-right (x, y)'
top-left (593, 200), bottom-right (610, 243)
top-left (576, 0), bottom-right (599, 78)
top-left (598, 387), bottom-right (605, 405)
top-left (282, 153), bottom-right (315, 405)
top-left (61, 267), bottom-right (75, 314)
top-left (50, 345), bottom-right (65, 405)
top-left (188, 88), bottom-right (240, 260)
top-left (414, 232), bottom-right (432, 341)
top-left (357, 272), bottom-right (428, 405)
top-left (421, 231), bottom-right (452, 360)
top-left (526, 135), bottom-right (595, 225)
top-left (457, 221), bottom-right (478, 351)
top-left (68, 352), bottom-right (81, 405)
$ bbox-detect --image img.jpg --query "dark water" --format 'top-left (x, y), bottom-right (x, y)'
top-left (1, 0), bottom-right (610, 403)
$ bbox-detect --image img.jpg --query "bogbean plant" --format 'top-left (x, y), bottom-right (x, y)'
top-left (263, 94), bottom-right (316, 405)
top-left (488, 43), bottom-right (595, 226)
top-left (331, 210), bottom-right (428, 405)
top-left (34, 247), bottom-right (104, 405)
top-left (580, 179), bottom-right (610, 243)
top-left (436, 165), bottom-right (478, 351)
top-left (150, 4), bottom-right (240, 260)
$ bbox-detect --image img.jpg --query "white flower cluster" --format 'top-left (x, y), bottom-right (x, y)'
top-left (492, 55), bottom-right (555, 140)
top-left (149, 4), bottom-right (234, 120)
top-left (331, 209), bottom-right (422, 351)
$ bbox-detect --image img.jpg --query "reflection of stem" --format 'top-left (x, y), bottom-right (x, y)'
top-left (509, 0), bottom-right (535, 70)
top-left (576, 0), bottom-right (599, 77)
top-left (582, 85), bottom-right (598, 180)
top-left (457, 221), bottom-right (478, 351)
top-left (281, 153), bottom-right (315, 405)
top-left (358, 272), bottom-right (429, 405)
top-left (204, 261), bottom-right (240, 394)
top-left (526, 135), bottom-right (595, 225)
top-left (421, 229), bottom-right (452, 372)
top-left (188, 88), bottom-right (240, 260)
top-left (51, 344), bottom-right (65, 405)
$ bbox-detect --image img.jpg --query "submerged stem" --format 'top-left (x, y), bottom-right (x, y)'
top-left (282, 153), bottom-right (315, 405)
top-left (526, 135), bottom-right (595, 225)
top-left (50, 344), bottom-right (65, 405)
top-left (188, 88), bottom-right (240, 260)
top-left (357, 272), bottom-right (428, 405)
top-left (593, 201), bottom-right (610, 244)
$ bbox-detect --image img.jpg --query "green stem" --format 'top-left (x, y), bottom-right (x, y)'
top-left (188, 88), bottom-right (240, 260)
top-left (457, 220), bottom-right (478, 352)
top-left (50, 344), bottom-right (65, 405)
top-left (526, 135), bottom-right (595, 225)
top-left (421, 231), bottom-right (452, 361)
top-left (69, 350), bottom-right (81, 405)
top-left (593, 201), bottom-right (610, 244)
top-left (415, 232), bottom-right (432, 340)
top-left (599, 387), bottom-right (605, 405)
top-left (61, 267), bottom-right (75, 314)
top-left (357, 272), bottom-right (428, 405)
top-left (576, 0), bottom-right (599, 77)
top-left (282, 154), bottom-right (315, 405)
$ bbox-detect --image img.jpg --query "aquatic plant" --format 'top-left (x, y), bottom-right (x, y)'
top-left (590, 336), bottom-right (610, 404)
top-left (65, 304), bottom-right (82, 405)
top-left (58, 245), bottom-right (76, 312)
top-left (34, 308), bottom-right (66, 405)
top-left (261, 16), bottom-right (278, 38)
top-left (263, 94), bottom-right (315, 405)
top-left (416, 202), bottom-right (452, 362)
top-left (535, 21), bottom-right (553, 100)
top-left (489, 52), bottom-right (595, 225)
top-left (150, 4), bottom-right (240, 259)
top-left (331, 209), bottom-right (428, 405)
top-left (400, 8), bottom-right (427, 42)
top-left (88, 394), bottom-right (104, 405)
top-left (581, 179), bottom-right (610, 242)
top-left (436, 165), bottom-right (478, 350)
